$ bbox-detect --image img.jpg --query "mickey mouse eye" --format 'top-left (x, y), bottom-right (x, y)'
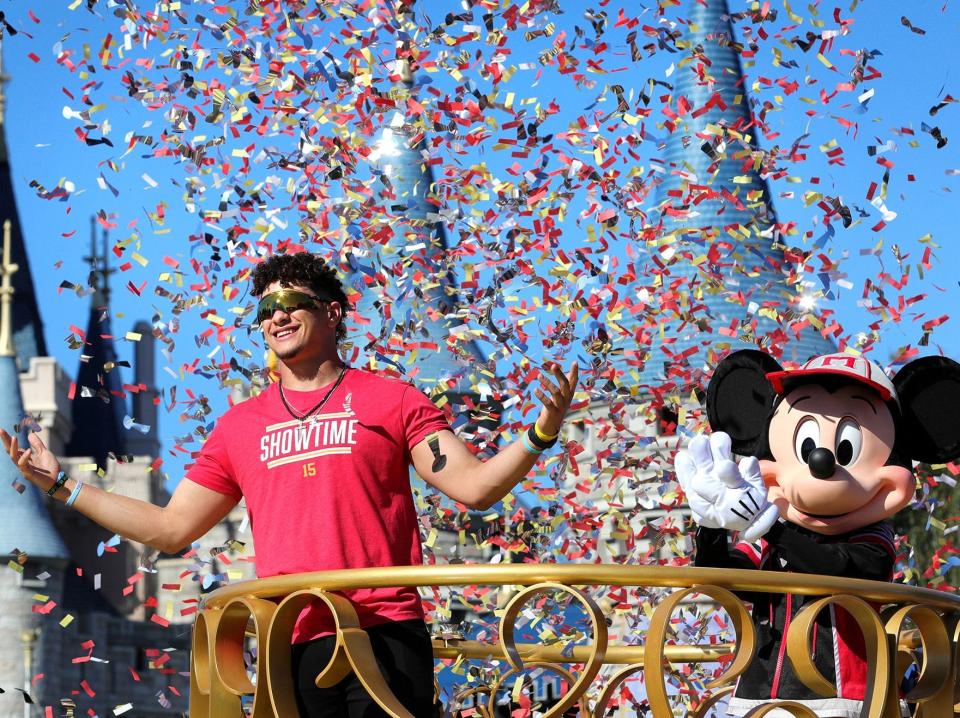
top-left (835, 419), bottom-right (862, 466)
top-left (794, 417), bottom-right (819, 464)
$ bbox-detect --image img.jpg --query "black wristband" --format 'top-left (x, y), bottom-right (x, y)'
top-left (46, 471), bottom-right (69, 497)
top-left (526, 425), bottom-right (557, 450)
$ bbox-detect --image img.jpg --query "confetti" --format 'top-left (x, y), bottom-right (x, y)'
top-left (0, 1), bottom-right (956, 714)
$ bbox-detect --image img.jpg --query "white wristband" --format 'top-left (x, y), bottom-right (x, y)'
top-left (65, 480), bottom-right (84, 508)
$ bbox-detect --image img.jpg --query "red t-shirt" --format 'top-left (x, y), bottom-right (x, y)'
top-left (185, 368), bottom-right (449, 642)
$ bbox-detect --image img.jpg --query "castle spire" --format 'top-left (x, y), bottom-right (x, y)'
top-left (0, 33), bottom-right (45, 365)
top-left (65, 218), bottom-right (128, 469)
top-left (83, 217), bottom-right (114, 307)
top-left (0, 34), bottom-right (9, 159)
top-left (619, 0), bottom-right (833, 394)
top-left (0, 219), bottom-right (17, 357)
top-left (346, 41), bottom-right (486, 397)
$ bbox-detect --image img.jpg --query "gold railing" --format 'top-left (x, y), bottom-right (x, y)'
top-left (190, 564), bottom-right (960, 717)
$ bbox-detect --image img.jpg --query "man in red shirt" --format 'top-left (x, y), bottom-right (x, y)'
top-left (2, 252), bottom-right (578, 718)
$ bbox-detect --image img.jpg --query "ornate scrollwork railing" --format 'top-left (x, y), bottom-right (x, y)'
top-left (190, 565), bottom-right (960, 717)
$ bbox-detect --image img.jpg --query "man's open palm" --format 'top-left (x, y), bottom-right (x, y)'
top-left (0, 429), bottom-right (60, 486)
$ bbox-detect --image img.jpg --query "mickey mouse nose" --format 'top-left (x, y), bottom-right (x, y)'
top-left (807, 447), bottom-right (836, 479)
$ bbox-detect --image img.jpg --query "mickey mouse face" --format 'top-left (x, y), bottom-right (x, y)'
top-left (760, 383), bottom-right (914, 536)
top-left (705, 349), bottom-right (960, 538)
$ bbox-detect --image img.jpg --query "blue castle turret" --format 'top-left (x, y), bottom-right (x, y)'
top-left (0, 41), bottom-right (187, 717)
top-left (0, 219), bottom-right (67, 561)
top-left (618, 0), bottom-right (834, 397)
top-left (566, 0), bottom-right (837, 565)
top-left (341, 53), bottom-right (506, 459)
top-left (346, 58), bottom-right (489, 404)
top-left (0, 217), bottom-right (68, 718)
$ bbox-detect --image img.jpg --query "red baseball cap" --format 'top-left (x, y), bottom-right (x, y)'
top-left (766, 353), bottom-right (898, 405)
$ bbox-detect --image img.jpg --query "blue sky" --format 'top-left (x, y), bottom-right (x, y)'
top-left (3, 1), bottom-right (960, 487)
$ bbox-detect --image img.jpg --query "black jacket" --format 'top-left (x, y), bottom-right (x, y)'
top-left (695, 520), bottom-right (896, 706)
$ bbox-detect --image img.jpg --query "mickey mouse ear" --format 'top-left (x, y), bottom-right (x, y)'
top-left (893, 355), bottom-right (960, 464)
top-left (706, 350), bottom-right (782, 456)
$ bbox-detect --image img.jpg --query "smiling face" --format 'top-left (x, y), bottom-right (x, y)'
top-left (259, 281), bottom-right (342, 366)
top-left (759, 383), bottom-right (915, 535)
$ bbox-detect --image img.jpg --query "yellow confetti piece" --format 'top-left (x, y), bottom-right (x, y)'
top-left (511, 675), bottom-right (525, 701)
top-left (784, 0), bottom-right (804, 23)
top-left (125, 331), bottom-right (142, 342)
top-left (816, 53), bottom-right (834, 69)
top-left (60, 614), bottom-right (74, 628)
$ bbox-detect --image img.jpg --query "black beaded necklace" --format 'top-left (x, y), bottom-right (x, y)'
top-left (278, 365), bottom-right (348, 423)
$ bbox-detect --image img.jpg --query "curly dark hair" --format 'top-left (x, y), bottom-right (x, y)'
top-left (251, 253), bottom-right (351, 343)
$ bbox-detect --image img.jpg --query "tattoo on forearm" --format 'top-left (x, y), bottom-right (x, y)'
top-left (427, 432), bottom-right (447, 472)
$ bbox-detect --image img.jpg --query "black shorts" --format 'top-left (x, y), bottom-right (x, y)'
top-left (291, 618), bottom-right (437, 718)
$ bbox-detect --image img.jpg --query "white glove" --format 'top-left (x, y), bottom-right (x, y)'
top-left (675, 432), bottom-right (779, 543)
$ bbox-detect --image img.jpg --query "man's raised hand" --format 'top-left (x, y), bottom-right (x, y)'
top-left (533, 362), bottom-right (579, 438)
top-left (0, 429), bottom-right (61, 492)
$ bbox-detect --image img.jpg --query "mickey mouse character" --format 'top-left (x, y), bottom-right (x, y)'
top-left (676, 349), bottom-right (960, 718)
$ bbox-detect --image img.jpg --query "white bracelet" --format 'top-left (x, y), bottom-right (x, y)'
top-left (65, 480), bottom-right (84, 508)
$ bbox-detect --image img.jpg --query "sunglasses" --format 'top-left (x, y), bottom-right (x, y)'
top-left (256, 289), bottom-right (331, 324)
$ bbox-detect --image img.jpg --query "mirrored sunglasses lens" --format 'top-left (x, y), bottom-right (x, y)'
top-left (293, 295), bottom-right (318, 309)
top-left (256, 297), bottom-right (278, 323)
top-left (257, 292), bottom-right (315, 323)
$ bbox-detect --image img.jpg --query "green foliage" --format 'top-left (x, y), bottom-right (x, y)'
top-left (893, 473), bottom-right (959, 588)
